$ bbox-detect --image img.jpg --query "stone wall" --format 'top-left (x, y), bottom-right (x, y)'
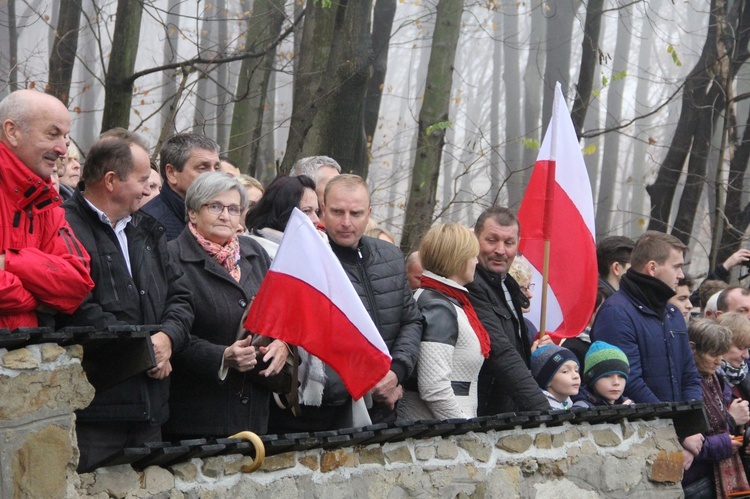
top-left (0, 343), bottom-right (94, 499)
top-left (0, 344), bottom-right (685, 498)
top-left (75, 418), bottom-right (684, 498)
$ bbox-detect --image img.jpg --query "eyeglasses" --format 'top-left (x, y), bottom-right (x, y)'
top-left (202, 202), bottom-right (242, 217)
top-left (520, 283), bottom-right (535, 293)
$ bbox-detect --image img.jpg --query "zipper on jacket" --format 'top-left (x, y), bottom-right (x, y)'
top-left (357, 248), bottom-right (381, 331)
top-left (26, 208), bottom-right (34, 234)
top-left (105, 255), bottom-right (120, 303)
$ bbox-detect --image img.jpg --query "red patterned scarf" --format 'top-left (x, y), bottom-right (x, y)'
top-left (189, 222), bottom-right (241, 282)
top-left (421, 274), bottom-right (491, 358)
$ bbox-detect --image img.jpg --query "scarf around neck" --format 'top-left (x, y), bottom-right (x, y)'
top-left (619, 268), bottom-right (675, 315)
top-left (721, 359), bottom-right (749, 387)
top-left (189, 222), bottom-right (241, 282)
top-left (421, 273), bottom-right (491, 358)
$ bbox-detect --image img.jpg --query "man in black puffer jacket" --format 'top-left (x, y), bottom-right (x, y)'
top-left (325, 174), bottom-right (422, 424)
top-left (466, 207), bottom-right (550, 415)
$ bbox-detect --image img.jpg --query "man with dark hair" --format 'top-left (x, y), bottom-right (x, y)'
top-left (60, 131), bottom-right (193, 471)
top-left (698, 279), bottom-right (729, 313)
top-left (716, 286), bottom-right (750, 318)
top-left (669, 274), bottom-right (694, 324)
top-left (466, 206), bottom-right (550, 415)
top-left (142, 132), bottom-right (220, 240)
top-left (596, 235), bottom-right (635, 294)
top-left (0, 89), bottom-right (93, 329)
top-left (591, 230), bottom-right (700, 403)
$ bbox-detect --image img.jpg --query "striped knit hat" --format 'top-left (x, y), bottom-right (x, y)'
top-left (530, 345), bottom-right (579, 390)
top-left (583, 341), bottom-right (630, 387)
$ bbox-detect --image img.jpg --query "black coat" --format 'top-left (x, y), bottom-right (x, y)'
top-left (141, 183), bottom-right (186, 241)
top-left (330, 236), bottom-right (423, 384)
top-left (466, 266), bottom-right (550, 415)
top-left (164, 230), bottom-right (273, 437)
top-left (60, 188), bottom-right (193, 424)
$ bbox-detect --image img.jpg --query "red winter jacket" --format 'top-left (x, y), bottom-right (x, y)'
top-left (0, 142), bottom-right (94, 329)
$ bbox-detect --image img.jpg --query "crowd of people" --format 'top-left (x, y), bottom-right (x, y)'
top-left (3, 89), bottom-right (750, 495)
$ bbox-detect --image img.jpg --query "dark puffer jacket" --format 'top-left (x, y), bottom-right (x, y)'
top-left (467, 266), bottom-right (550, 415)
top-left (141, 183), bottom-right (186, 241)
top-left (60, 188), bottom-right (193, 424)
top-left (330, 237), bottom-right (423, 385)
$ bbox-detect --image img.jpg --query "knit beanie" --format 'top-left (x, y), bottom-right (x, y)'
top-left (530, 345), bottom-right (579, 390)
top-left (583, 341), bottom-right (630, 388)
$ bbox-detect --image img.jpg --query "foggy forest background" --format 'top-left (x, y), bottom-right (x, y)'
top-left (1, 0), bottom-right (748, 277)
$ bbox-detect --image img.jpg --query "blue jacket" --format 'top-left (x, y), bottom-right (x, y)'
top-left (591, 285), bottom-right (702, 404)
top-left (141, 183), bottom-right (185, 241)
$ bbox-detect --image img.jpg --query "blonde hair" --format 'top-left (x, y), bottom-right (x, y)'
top-left (717, 312), bottom-right (750, 349)
top-left (56, 141), bottom-right (80, 176)
top-left (237, 174), bottom-right (264, 194)
top-left (324, 173), bottom-right (369, 205)
top-left (509, 254), bottom-right (533, 283)
top-left (419, 223), bottom-right (479, 279)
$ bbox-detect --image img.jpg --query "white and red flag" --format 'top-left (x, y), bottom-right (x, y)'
top-left (517, 82), bottom-right (598, 341)
top-left (244, 208), bottom-right (392, 400)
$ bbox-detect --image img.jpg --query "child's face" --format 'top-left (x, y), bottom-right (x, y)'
top-left (547, 360), bottom-right (580, 402)
top-left (592, 373), bottom-right (627, 404)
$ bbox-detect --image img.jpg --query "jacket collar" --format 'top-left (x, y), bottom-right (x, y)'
top-left (160, 183), bottom-right (187, 221)
top-left (0, 142), bottom-right (62, 212)
top-left (619, 268), bottom-right (675, 315)
top-left (475, 264), bottom-right (530, 310)
top-left (330, 236), bottom-right (370, 264)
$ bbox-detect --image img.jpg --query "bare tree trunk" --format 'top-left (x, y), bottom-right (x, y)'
top-left (280, 0), bottom-right (373, 175)
top-left (215, 0), bottom-right (231, 150)
top-left (227, 0), bottom-right (285, 173)
top-left (400, 0), bottom-right (463, 253)
top-left (193, 2), bottom-right (219, 138)
top-left (596, 7), bottom-right (633, 237)
top-left (647, 0), bottom-right (733, 239)
top-left (100, 0), bottom-right (144, 132)
top-left (522, 1), bottom-right (546, 187)
top-left (630, 6), bottom-right (657, 236)
top-left (47, 0), bottom-right (82, 105)
top-left (358, 0), bottom-right (397, 180)
top-left (160, 0), bottom-right (181, 138)
top-left (489, 8), bottom-right (502, 205)
top-left (502, 2), bottom-right (523, 208)
top-left (256, 69), bottom-right (277, 184)
top-left (8, 0), bottom-right (18, 92)
top-left (542, 0), bottom-right (579, 126)
top-left (570, 0), bottom-right (603, 137)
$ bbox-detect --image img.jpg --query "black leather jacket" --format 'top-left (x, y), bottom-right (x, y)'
top-left (466, 265), bottom-right (549, 415)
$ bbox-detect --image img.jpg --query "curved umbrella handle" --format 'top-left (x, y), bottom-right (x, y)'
top-left (229, 431), bottom-right (265, 472)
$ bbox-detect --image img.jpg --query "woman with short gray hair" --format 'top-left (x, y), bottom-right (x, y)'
top-left (164, 172), bottom-right (287, 440)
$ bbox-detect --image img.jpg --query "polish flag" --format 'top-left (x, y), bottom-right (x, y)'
top-left (517, 82), bottom-right (598, 341)
top-left (244, 208), bottom-right (392, 400)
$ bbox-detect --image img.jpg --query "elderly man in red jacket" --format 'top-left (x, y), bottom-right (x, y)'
top-left (0, 90), bottom-right (93, 329)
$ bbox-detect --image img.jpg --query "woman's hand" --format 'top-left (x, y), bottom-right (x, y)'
top-left (223, 337), bottom-right (257, 372)
top-left (257, 339), bottom-right (289, 376)
top-left (531, 334), bottom-right (554, 353)
top-left (729, 399), bottom-right (750, 426)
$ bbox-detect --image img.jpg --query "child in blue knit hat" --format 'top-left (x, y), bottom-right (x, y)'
top-left (530, 345), bottom-right (582, 410)
top-left (578, 341), bottom-right (633, 407)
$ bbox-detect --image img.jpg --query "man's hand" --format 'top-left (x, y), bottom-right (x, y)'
top-left (371, 370), bottom-right (402, 409)
top-left (723, 249), bottom-right (750, 271)
top-left (147, 360), bottom-right (172, 379)
top-left (257, 340), bottom-right (289, 376)
top-left (148, 332), bottom-right (173, 378)
top-left (223, 336), bottom-right (258, 373)
top-left (729, 399), bottom-right (750, 426)
top-left (682, 433), bottom-right (705, 455)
